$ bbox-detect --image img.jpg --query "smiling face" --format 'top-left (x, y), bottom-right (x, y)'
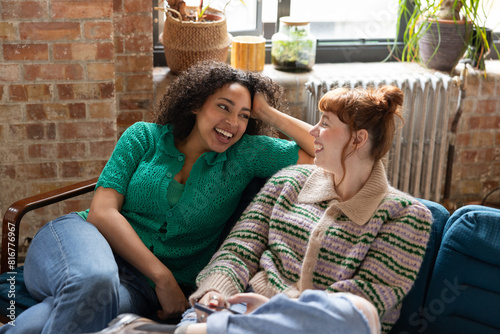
top-left (189, 83), bottom-right (252, 154)
top-left (309, 110), bottom-right (352, 175)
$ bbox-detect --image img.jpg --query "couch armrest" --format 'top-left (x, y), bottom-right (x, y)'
top-left (1, 177), bottom-right (98, 274)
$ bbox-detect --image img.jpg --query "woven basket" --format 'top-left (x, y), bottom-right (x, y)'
top-left (160, 7), bottom-right (232, 74)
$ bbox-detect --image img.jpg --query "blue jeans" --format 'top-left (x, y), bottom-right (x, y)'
top-left (183, 290), bottom-right (372, 334)
top-left (0, 213), bottom-right (160, 334)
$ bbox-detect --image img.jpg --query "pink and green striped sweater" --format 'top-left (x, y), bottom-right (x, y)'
top-left (192, 162), bottom-right (433, 333)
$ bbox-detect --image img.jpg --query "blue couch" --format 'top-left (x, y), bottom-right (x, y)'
top-left (1, 176), bottom-right (500, 333)
top-left (389, 204), bottom-right (500, 334)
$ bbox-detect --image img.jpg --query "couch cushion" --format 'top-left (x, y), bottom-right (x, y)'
top-left (422, 207), bottom-right (500, 334)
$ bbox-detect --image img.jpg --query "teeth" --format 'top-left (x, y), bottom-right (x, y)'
top-left (315, 143), bottom-right (323, 150)
top-left (216, 128), bottom-right (233, 138)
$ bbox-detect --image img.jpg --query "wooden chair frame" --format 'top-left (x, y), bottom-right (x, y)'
top-left (1, 178), bottom-right (98, 274)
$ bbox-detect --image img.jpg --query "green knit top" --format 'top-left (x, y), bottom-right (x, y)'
top-left (78, 122), bottom-right (300, 289)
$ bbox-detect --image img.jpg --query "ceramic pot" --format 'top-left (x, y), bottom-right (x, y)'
top-left (418, 19), bottom-right (472, 72)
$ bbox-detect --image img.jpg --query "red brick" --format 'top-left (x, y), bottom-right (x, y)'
top-left (47, 122), bottom-right (56, 139)
top-left (15, 162), bottom-right (57, 180)
top-left (28, 143), bottom-right (57, 159)
top-left (124, 0), bottom-right (151, 13)
top-left (468, 115), bottom-right (500, 130)
top-left (466, 75), bottom-right (480, 98)
top-left (0, 145), bottom-right (24, 163)
top-left (100, 82), bottom-right (114, 99)
top-left (27, 103), bottom-right (86, 120)
top-left (58, 121), bottom-right (115, 139)
top-left (2, 1), bottom-right (49, 20)
top-left (0, 22), bottom-right (17, 41)
top-left (456, 133), bottom-right (471, 147)
top-left (119, 93), bottom-right (152, 110)
top-left (20, 22), bottom-right (80, 41)
top-left (117, 111), bottom-right (144, 128)
top-left (61, 160), bottom-right (107, 178)
top-left (0, 64), bottom-right (20, 81)
top-left (0, 104), bottom-right (22, 122)
top-left (84, 21), bottom-right (113, 40)
top-left (57, 84), bottom-right (74, 100)
top-left (9, 84), bottom-right (51, 102)
top-left (52, 0), bottom-right (113, 19)
top-left (492, 163), bottom-right (500, 178)
top-left (114, 0), bottom-right (123, 13)
top-left (96, 42), bottom-right (114, 60)
top-left (455, 179), bottom-right (482, 196)
top-left (69, 103), bottom-right (86, 118)
top-left (461, 99), bottom-right (475, 116)
top-left (89, 101), bottom-right (113, 118)
top-left (0, 165), bottom-right (16, 179)
top-left (58, 142), bottom-right (87, 159)
top-left (54, 43), bottom-right (96, 61)
top-left (114, 36), bottom-right (125, 53)
top-left (479, 76), bottom-right (496, 96)
top-left (61, 197), bottom-right (93, 214)
top-left (87, 63), bottom-right (114, 80)
top-left (115, 55), bottom-right (152, 73)
top-left (460, 150), bottom-right (477, 164)
top-left (115, 75), bottom-right (125, 93)
top-left (471, 131), bottom-right (495, 147)
top-left (126, 74), bottom-right (153, 92)
top-left (476, 99), bottom-right (498, 114)
top-left (124, 34), bottom-right (153, 53)
top-left (24, 64), bottom-right (84, 81)
top-left (456, 164), bottom-right (490, 179)
top-left (26, 123), bottom-right (45, 139)
top-left (3, 44), bottom-right (49, 61)
top-left (116, 15), bottom-right (151, 35)
top-left (57, 83), bottom-right (113, 100)
top-left (89, 140), bottom-right (116, 158)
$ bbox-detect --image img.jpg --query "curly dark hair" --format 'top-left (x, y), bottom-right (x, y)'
top-left (154, 60), bottom-right (289, 142)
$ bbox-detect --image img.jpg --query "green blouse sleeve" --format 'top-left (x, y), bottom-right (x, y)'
top-left (96, 122), bottom-right (153, 195)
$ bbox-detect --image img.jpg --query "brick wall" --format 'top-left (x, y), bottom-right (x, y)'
top-left (0, 0), bottom-right (154, 242)
top-left (452, 69), bottom-right (500, 208)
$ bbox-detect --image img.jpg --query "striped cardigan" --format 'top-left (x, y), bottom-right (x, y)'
top-left (191, 162), bottom-right (433, 333)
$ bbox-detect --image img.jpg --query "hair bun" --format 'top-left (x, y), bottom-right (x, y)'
top-left (376, 85), bottom-right (404, 115)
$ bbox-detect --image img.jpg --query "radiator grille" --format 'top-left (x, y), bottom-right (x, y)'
top-left (305, 73), bottom-right (453, 202)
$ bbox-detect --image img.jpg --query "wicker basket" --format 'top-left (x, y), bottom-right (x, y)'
top-left (159, 7), bottom-right (232, 74)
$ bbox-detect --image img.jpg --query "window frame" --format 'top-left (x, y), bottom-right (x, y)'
top-left (153, 0), bottom-right (500, 67)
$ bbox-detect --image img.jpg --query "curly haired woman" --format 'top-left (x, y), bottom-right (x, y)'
top-left (4, 61), bottom-right (314, 334)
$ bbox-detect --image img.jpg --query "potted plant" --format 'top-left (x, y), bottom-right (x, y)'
top-left (156, 1), bottom-right (239, 74)
top-left (392, 0), bottom-right (498, 72)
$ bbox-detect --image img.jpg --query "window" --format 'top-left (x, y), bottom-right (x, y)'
top-left (153, 0), bottom-right (500, 66)
top-left (153, 0), bottom-right (262, 66)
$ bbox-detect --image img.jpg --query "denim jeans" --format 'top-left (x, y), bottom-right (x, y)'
top-left (182, 290), bottom-right (372, 334)
top-left (0, 213), bottom-right (160, 334)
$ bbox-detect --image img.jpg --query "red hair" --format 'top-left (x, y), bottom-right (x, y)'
top-left (318, 85), bottom-right (404, 179)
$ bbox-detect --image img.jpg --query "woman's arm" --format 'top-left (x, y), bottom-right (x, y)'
top-left (87, 187), bottom-right (189, 318)
top-left (252, 93), bottom-right (314, 164)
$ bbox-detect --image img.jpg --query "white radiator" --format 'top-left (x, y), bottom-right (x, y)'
top-left (305, 73), bottom-right (453, 202)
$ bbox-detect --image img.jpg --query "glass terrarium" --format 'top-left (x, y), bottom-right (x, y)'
top-left (271, 17), bottom-right (317, 72)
